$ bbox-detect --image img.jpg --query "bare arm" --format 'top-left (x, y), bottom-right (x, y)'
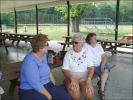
top-left (49, 72), bottom-right (55, 85)
top-left (101, 53), bottom-right (107, 66)
top-left (39, 73), bottom-right (55, 100)
top-left (100, 53), bottom-right (107, 73)
top-left (87, 67), bottom-right (94, 80)
top-left (62, 69), bottom-right (73, 81)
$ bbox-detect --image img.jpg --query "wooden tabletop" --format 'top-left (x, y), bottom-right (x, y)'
top-left (0, 32), bottom-right (35, 37)
top-left (97, 39), bottom-right (133, 45)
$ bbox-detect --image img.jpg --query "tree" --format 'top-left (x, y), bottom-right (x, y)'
top-left (1, 13), bottom-right (14, 25)
top-left (56, 3), bottom-right (92, 32)
top-left (119, 1), bottom-right (133, 23)
top-left (70, 4), bottom-right (92, 32)
top-left (98, 3), bottom-right (116, 21)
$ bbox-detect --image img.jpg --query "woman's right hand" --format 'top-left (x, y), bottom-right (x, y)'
top-left (69, 77), bottom-right (79, 91)
top-left (40, 89), bottom-right (52, 100)
top-left (47, 94), bottom-right (52, 100)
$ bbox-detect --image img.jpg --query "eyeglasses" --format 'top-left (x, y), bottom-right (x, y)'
top-left (72, 41), bottom-right (80, 45)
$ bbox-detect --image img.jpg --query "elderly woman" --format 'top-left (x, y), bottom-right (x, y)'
top-left (62, 34), bottom-right (94, 100)
top-left (84, 33), bottom-right (115, 100)
top-left (19, 34), bottom-right (71, 100)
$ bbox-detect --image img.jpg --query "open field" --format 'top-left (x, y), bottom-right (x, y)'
top-left (2, 24), bottom-right (132, 40)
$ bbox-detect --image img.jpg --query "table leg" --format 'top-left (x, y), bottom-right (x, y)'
top-left (11, 40), bottom-right (15, 45)
top-left (8, 78), bottom-right (19, 96)
top-left (16, 40), bottom-right (20, 47)
top-left (5, 46), bottom-right (9, 54)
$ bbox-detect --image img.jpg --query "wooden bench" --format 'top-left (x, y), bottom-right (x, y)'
top-left (0, 61), bottom-right (22, 96)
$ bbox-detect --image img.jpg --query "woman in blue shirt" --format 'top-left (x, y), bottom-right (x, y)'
top-left (19, 34), bottom-right (71, 100)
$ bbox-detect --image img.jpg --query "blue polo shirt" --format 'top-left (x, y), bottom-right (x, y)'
top-left (20, 52), bottom-right (50, 92)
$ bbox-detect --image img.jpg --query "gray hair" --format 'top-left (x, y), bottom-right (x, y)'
top-left (72, 34), bottom-right (85, 44)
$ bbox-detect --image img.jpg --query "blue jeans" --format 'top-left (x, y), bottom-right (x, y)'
top-left (19, 82), bottom-right (72, 100)
top-left (95, 62), bottom-right (110, 76)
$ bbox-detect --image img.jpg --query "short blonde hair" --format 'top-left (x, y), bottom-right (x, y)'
top-left (30, 34), bottom-right (48, 52)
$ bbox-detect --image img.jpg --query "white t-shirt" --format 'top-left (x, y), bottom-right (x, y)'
top-left (84, 43), bottom-right (105, 67)
top-left (62, 48), bottom-right (94, 72)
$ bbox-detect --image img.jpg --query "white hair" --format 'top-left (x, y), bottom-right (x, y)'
top-left (72, 34), bottom-right (85, 44)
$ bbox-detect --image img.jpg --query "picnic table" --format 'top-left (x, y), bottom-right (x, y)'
top-left (58, 36), bottom-right (72, 51)
top-left (122, 34), bottom-right (133, 41)
top-left (59, 35), bottom-right (133, 54)
top-left (97, 39), bottom-right (133, 54)
top-left (14, 34), bottom-right (34, 47)
top-left (0, 32), bottom-right (35, 47)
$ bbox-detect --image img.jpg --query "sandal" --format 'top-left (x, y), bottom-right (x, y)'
top-left (98, 90), bottom-right (105, 100)
top-left (97, 80), bottom-right (101, 89)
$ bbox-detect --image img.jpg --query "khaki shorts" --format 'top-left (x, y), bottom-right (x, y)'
top-left (71, 72), bottom-right (88, 82)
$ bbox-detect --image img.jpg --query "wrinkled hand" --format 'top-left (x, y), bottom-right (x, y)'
top-left (69, 77), bottom-right (79, 91)
top-left (47, 94), bottom-right (52, 100)
top-left (86, 79), bottom-right (94, 96)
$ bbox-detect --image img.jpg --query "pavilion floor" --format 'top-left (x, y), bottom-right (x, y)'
top-left (0, 41), bottom-right (132, 100)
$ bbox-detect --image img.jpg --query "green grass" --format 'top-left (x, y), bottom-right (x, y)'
top-left (3, 24), bottom-right (132, 41)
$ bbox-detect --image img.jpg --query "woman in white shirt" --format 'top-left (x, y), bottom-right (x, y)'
top-left (84, 33), bottom-right (115, 100)
top-left (62, 34), bottom-right (94, 100)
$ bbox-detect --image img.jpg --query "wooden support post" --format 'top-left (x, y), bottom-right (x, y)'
top-left (14, 8), bottom-right (17, 33)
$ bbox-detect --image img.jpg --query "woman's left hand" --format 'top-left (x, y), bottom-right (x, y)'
top-left (85, 80), bottom-right (94, 96)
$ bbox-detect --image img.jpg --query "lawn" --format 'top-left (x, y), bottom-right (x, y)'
top-left (3, 24), bottom-right (132, 41)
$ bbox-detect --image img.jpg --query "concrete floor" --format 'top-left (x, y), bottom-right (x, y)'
top-left (0, 41), bottom-right (132, 100)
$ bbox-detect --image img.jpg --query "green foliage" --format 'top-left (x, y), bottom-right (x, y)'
top-left (55, 3), bottom-right (92, 20)
top-left (1, 13), bottom-right (14, 25)
top-left (82, 4), bottom-right (100, 18)
top-left (97, 3), bottom-right (116, 21)
top-left (55, 7), bottom-right (67, 23)
top-left (70, 3), bottom-right (91, 19)
top-left (1, 1), bottom-right (132, 25)
top-left (119, 1), bottom-right (133, 22)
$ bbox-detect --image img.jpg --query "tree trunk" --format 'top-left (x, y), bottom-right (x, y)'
top-left (70, 17), bottom-right (80, 32)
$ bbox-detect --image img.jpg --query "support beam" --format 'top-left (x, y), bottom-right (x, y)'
top-left (0, 13), bottom-right (2, 32)
top-left (35, 5), bottom-right (39, 35)
top-left (14, 8), bottom-right (17, 33)
top-left (115, 0), bottom-right (120, 40)
top-left (114, 0), bottom-right (120, 53)
top-left (67, 0), bottom-right (70, 46)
